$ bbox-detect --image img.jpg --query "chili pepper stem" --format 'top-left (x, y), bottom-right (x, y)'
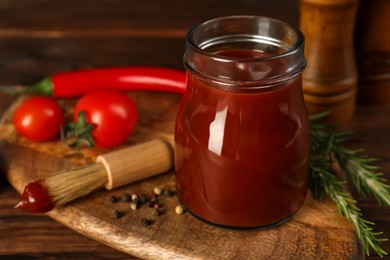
top-left (24, 77), bottom-right (54, 96)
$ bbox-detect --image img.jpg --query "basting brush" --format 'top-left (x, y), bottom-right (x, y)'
top-left (15, 138), bottom-right (173, 213)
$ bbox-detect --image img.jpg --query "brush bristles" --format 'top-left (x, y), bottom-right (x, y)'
top-left (44, 163), bottom-right (108, 206)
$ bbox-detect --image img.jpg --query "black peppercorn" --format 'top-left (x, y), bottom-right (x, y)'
top-left (163, 189), bottom-right (175, 197)
top-left (141, 218), bottom-right (152, 226)
top-left (112, 209), bottom-right (123, 219)
top-left (146, 200), bottom-right (153, 208)
top-left (109, 195), bottom-right (119, 204)
top-left (133, 198), bottom-right (140, 206)
top-left (139, 195), bottom-right (147, 204)
top-left (122, 194), bottom-right (132, 202)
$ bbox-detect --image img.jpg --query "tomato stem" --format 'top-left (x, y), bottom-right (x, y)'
top-left (61, 111), bottom-right (95, 148)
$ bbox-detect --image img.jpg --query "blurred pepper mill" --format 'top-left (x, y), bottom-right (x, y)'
top-left (355, 0), bottom-right (390, 104)
top-left (300, 0), bottom-right (360, 123)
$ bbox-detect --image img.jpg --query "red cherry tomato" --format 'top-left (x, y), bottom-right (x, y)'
top-left (13, 96), bottom-right (64, 142)
top-left (73, 90), bottom-right (138, 148)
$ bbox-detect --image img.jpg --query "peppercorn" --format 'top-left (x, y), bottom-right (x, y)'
top-left (131, 194), bottom-right (138, 201)
top-left (130, 202), bottom-right (138, 210)
top-left (122, 193), bottom-right (132, 202)
top-left (112, 209), bottom-right (123, 219)
top-left (175, 205), bottom-right (184, 215)
top-left (153, 186), bottom-right (162, 196)
top-left (139, 195), bottom-right (147, 204)
top-left (150, 196), bottom-right (158, 203)
top-left (163, 188), bottom-right (175, 197)
top-left (141, 218), bottom-right (152, 226)
top-left (146, 200), bottom-right (153, 208)
top-left (109, 195), bottom-right (119, 204)
top-left (133, 198), bottom-right (141, 206)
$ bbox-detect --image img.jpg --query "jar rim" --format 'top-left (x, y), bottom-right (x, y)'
top-left (186, 15), bottom-right (305, 63)
top-left (184, 15), bottom-right (306, 88)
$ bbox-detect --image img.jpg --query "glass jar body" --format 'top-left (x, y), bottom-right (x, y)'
top-left (174, 16), bottom-right (310, 228)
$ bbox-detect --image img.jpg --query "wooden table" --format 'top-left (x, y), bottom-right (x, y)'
top-left (0, 0), bottom-right (389, 259)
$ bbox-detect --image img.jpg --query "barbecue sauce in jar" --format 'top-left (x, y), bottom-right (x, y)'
top-left (174, 16), bottom-right (310, 228)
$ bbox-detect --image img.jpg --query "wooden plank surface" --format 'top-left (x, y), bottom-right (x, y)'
top-left (0, 0), bottom-right (389, 258)
top-left (0, 0), bottom-right (299, 87)
top-left (0, 0), bottom-right (298, 31)
top-left (0, 93), bottom-right (363, 259)
top-left (0, 187), bottom-right (133, 259)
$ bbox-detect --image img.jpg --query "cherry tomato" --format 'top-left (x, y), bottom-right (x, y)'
top-left (73, 90), bottom-right (138, 148)
top-left (13, 96), bottom-right (64, 142)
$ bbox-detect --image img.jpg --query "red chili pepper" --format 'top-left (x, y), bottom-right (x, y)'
top-left (26, 67), bottom-right (187, 97)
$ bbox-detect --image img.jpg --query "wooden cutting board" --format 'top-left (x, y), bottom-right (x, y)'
top-left (0, 92), bottom-right (364, 259)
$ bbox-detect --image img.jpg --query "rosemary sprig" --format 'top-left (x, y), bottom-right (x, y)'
top-left (309, 112), bottom-right (389, 257)
top-left (336, 147), bottom-right (390, 207)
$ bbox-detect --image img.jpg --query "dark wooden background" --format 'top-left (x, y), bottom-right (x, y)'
top-left (0, 0), bottom-right (389, 259)
top-left (0, 0), bottom-right (298, 86)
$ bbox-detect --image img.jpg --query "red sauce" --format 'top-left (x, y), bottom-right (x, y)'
top-left (175, 49), bottom-right (310, 228)
top-left (15, 181), bottom-right (55, 213)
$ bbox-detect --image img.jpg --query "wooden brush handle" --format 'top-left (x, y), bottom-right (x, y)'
top-left (96, 139), bottom-right (174, 190)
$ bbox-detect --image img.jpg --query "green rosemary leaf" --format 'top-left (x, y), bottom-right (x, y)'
top-left (309, 162), bottom-right (388, 257)
top-left (309, 112), bottom-right (390, 256)
top-left (309, 111), bottom-right (331, 121)
top-left (308, 159), bottom-right (327, 201)
top-left (336, 148), bottom-right (390, 206)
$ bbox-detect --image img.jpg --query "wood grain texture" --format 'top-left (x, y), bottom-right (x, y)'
top-left (0, 0), bottom-right (389, 258)
top-left (0, 93), bottom-right (363, 259)
top-left (0, 0), bottom-right (299, 31)
top-left (0, 0), bottom-right (299, 88)
top-left (0, 184), bottom-right (134, 259)
top-left (98, 139), bottom-right (174, 190)
top-left (300, 0), bottom-right (360, 123)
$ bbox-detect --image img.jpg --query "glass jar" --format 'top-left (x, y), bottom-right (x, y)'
top-left (174, 16), bottom-right (310, 228)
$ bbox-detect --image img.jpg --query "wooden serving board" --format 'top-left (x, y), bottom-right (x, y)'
top-left (0, 92), bottom-right (364, 259)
